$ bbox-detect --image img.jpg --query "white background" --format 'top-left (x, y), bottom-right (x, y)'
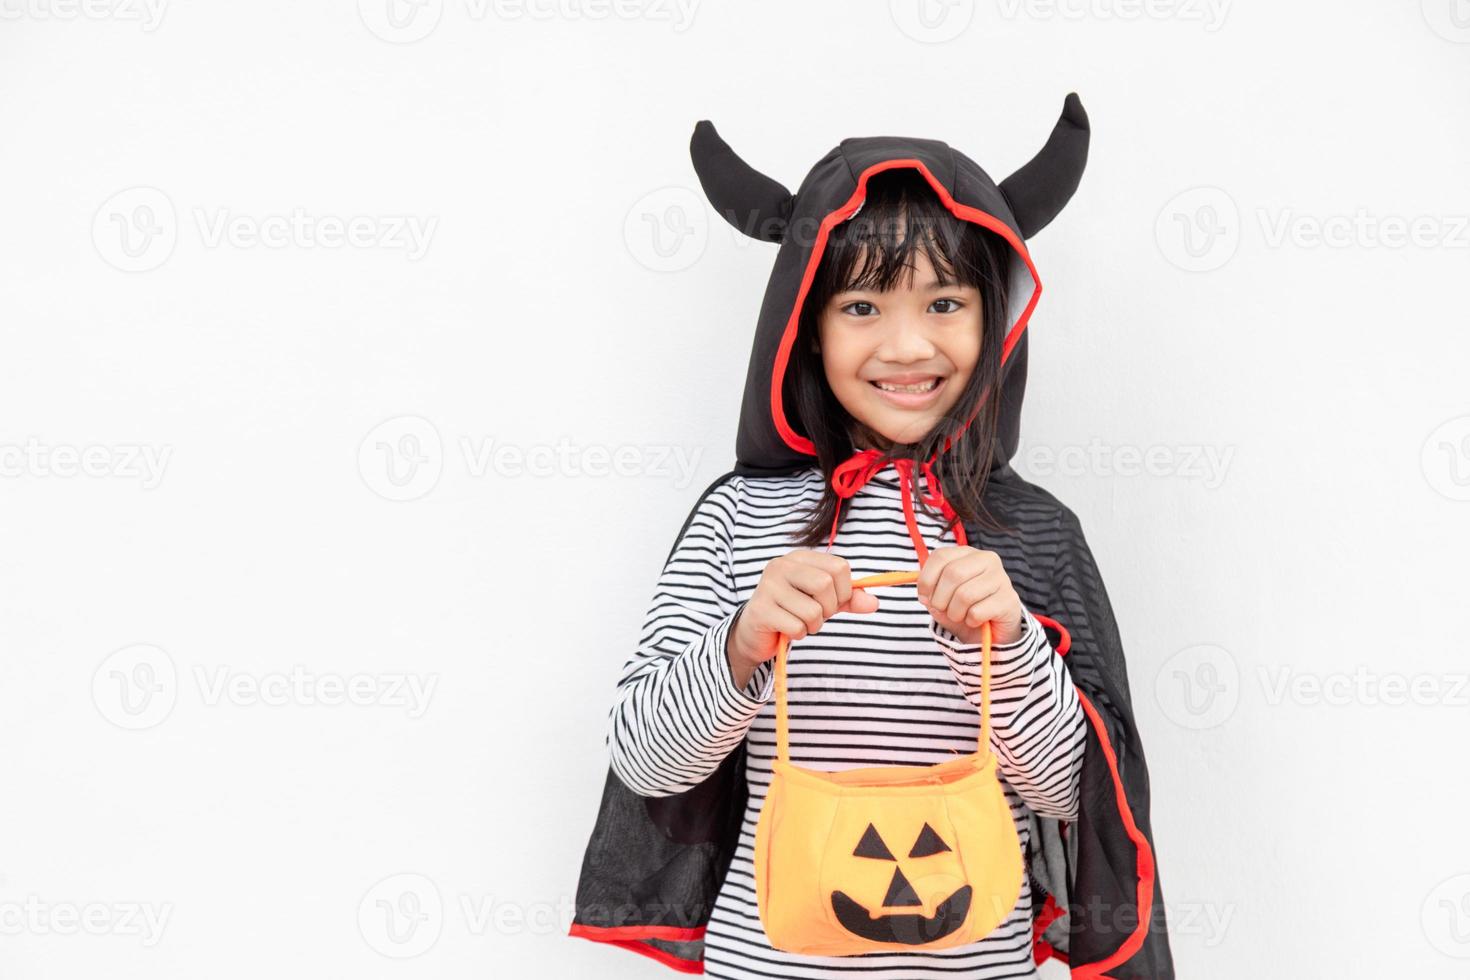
top-left (1, 1), bottom-right (1467, 977)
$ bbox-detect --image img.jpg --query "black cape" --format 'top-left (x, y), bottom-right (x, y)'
top-left (570, 94), bottom-right (1174, 978)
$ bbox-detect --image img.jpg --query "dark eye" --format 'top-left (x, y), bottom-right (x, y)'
top-left (841, 301), bottom-right (877, 317)
top-left (930, 298), bottom-right (964, 314)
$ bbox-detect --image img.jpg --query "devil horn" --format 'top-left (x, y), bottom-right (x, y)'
top-left (690, 120), bottom-right (794, 244)
top-left (998, 93), bottom-right (1091, 239)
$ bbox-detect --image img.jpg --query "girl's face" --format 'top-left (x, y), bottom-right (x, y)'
top-left (817, 248), bottom-right (983, 451)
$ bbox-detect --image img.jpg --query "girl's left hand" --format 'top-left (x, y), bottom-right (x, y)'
top-left (916, 546), bottom-right (1026, 646)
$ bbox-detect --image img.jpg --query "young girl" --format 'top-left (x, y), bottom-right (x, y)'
top-left (571, 96), bottom-right (1173, 979)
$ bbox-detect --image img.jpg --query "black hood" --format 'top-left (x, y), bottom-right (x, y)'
top-left (691, 93), bottom-right (1090, 479)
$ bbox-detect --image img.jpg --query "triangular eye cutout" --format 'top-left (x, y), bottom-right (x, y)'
top-left (853, 824), bottom-right (895, 860)
top-left (908, 822), bottom-right (952, 858)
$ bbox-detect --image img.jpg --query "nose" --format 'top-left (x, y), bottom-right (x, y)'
top-left (877, 310), bottom-right (935, 363)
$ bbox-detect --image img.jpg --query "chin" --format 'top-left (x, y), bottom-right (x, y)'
top-left (841, 393), bottom-right (946, 448)
top-left (867, 426), bottom-right (932, 449)
top-left (873, 414), bottom-right (939, 444)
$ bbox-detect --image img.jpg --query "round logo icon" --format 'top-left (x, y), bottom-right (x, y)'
top-left (889, 0), bottom-right (975, 43)
top-left (358, 873), bottom-right (443, 958)
top-left (358, 0), bottom-right (443, 43)
top-left (358, 416), bottom-right (443, 502)
top-left (1155, 186), bottom-right (1240, 273)
top-left (1422, 873), bottom-right (1470, 958)
top-left (1154, 643), bottom-right (1239, 730)
top-left (93, 643), bottom-right (178, 730)
top-left (1422, 415), bottom-right (1470, 502)
top-left (93, 187), bottom-right (177, 273)
top-left (1422, 0), bottom-right (1470, 43)
top-left (623, 186), bottom-right (709, 273)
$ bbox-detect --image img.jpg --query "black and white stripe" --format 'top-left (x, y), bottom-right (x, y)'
top-left (607, 466), bottom-right (1086, 979)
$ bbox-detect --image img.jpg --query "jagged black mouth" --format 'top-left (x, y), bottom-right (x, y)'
top-left (830, 884), bottom-right (972, 945)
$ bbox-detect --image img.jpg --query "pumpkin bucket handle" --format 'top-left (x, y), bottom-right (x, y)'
top-left (772, 569), bottom-right (992, 767)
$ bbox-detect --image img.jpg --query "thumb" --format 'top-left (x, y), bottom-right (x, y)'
top-left (842, 590), bottom-right (880, 615)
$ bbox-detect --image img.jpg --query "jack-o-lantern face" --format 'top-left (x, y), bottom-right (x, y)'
top-left (829, 821), bottom-right (973, 945)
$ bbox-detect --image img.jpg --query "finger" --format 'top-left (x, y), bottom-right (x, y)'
top-left (930, 553), bottom-right (988, 616)
top-left (947, 569), bottom-right (1002, 626)
top-left (774, 587), bottom-right (826, 639)
top-left (840, 589), bottom-right (879, 615)
top-left (789, 551), bottom-right (856, 610)
top-left (963, 598), bottom-right (1006, 629)
top-left (970, 584), bottom-right (1021, 629)
top-left (787, 549), bottom-right (847, 574)
top-left (916, 546), bottom-right (965, 604)
top-left (763, 606), bottom-right (811, 647)
top-left (787, 564), bottom-right (841, 621)
top-left (830, 557), bottom-right (854, 611)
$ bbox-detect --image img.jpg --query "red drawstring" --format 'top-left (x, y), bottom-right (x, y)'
top-left (825, 448), bottom-right (968, 561)
top-left (829, 448), bottom-right (887, 499)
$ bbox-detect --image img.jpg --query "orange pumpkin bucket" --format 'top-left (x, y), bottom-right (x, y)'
top-left (752, 569), bottom-right (1025, 956)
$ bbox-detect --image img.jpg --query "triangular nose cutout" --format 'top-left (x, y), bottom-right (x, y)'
top-left (882, 866), bottom-right (922, 907)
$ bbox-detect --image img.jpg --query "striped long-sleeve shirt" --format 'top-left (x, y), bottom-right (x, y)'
top-left (606, 465), bottom-right (1087, 979)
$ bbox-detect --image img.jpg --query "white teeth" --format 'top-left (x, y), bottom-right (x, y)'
top-left (874, 378), bottom-right (939, 394)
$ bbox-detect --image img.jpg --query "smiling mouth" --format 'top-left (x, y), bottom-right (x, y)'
top-left (871, 376), bottom-right (941, 393)
top-left (868, 375), bottom-right (946, 409)
top-left (830, 884), bottom-right (973, 945)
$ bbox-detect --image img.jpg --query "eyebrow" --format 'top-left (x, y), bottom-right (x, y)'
top-left (837, 278), bottom-right (964, 295)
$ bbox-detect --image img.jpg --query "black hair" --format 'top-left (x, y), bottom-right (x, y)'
top-left (785, 168), bottom-right (1017, 547)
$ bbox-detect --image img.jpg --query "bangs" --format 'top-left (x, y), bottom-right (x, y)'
top-left (814, 169), bottom-right (1003, 299)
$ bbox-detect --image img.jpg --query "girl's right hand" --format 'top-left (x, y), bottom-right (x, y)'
top-left (726, 551), bottom-right (880, 681)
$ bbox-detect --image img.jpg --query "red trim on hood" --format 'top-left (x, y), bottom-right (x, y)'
top-left (777, 158), bottom-right (1045, 566)
top-left (769, 158), bottom-right (1044, 459)
top-left (568, 923), bottom-right (706, 974)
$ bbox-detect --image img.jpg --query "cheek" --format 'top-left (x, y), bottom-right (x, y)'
top-left (946, 322), bottom-right (984, 377)
top-left (819, 328), bottom-right (869, 390)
